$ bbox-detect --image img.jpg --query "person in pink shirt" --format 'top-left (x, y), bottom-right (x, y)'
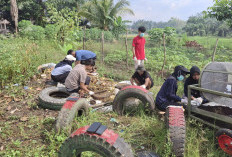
top-left (132, 26), bottom-right (146, 69)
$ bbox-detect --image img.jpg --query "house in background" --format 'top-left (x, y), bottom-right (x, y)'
top-left (0, 19), bottom-right (10, 35)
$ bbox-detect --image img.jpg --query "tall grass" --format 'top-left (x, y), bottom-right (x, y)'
top-left (0, 38), bottom-right (64, 87)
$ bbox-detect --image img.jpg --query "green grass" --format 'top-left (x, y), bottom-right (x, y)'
top-left (0, 38), bottom-right (65, 87)
top-left (0, 36), bottom-right (231, 157)
top-left (188, 36), bottom-right (232, 50)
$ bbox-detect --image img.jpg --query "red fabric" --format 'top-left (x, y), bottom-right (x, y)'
top-left (71, 126), bottom-right (119, 145)
top-left (121, 85), bottom-right (148, 93)
top-left (132, 36), bottom-right (146, 60)
top-left (62, 101), bottom-right (76, 109)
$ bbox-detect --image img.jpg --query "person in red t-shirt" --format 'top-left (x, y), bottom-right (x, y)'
top-left (132, 26), bottom-right (146, 69)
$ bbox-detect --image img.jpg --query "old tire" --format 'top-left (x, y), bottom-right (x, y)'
top-left (56, 98), bottom-right (89, 131)
top-left (113, 85), bottom-right (155, 115)
top-left (165, 106), bottom-right (185, 157)
top-left (38, 87), bottom-right (71, 110)
top-left (59, 126), bottom-right (134, 157)
top-left (216, 128), bottom-right (232, 156)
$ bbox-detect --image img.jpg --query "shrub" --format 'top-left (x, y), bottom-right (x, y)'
top-left (77, 28), bottom-right (115, 41)
top-left (18, 20), bottom-right (45, 40)
top-left (45, 24), bottom-right (58, 40)
top-left (18, 20), bottom-right (32, 30)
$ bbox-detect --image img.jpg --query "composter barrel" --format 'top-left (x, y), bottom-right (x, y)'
top-left (200, 62), bottom-right (232, 108)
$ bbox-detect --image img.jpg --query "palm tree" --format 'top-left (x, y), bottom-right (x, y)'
top-left (79, 0), bottom-right (134, 30)
top-left (10, 0), bottom-right (18, 33)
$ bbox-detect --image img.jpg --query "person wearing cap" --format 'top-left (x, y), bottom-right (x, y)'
top-left (65, 59), bottom-right (95, 95)
top-left (132, 26), bottom-right (147, 69)
top-left (155, 65), bottom-right (190, 111)
top-left (51, 55), bottom-right (76, 83)
top-left (130, 65), bottom-right (154, 90)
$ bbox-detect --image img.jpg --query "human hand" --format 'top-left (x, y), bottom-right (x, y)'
top-left (140, 85), bottom-right (146, 89)
top-left (181, 99), bottom-right (188, 104)
top-left (89, 91), bottom-right (95, 95)
top-left (133, 56), bottom-right (137, 61)
top-left (195, 97), bottom-right (203, 104)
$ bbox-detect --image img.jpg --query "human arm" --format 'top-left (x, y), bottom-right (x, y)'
top-left (132, 46), bottom-right (136, 59)
top-left (144, 78), bottom-right (149, 88)
top-left (130, 77), bottom-right (135, 85)
top-left (166, 79), bottom-right (182, 102)
top-left (132, 38), bottom-right (136, 58)
top-left (80, 82), bottom-right (90, 92)
top-left (184, 78), bottom-right (195, 100)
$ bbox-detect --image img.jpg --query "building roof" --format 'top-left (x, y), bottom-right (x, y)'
top-left (0, 19), bottom-right (10, 24)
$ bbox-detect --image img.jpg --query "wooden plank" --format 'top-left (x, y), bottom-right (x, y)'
top-left (191, 107), bottom-right (232, 124)
top-left (189, 115), bottom-right (220, 129)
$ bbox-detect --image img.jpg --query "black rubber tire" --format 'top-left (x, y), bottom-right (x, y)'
top-left (59, 130), bottom-right (134, 157)
top-left (56, 99), bottom-right (89, 131)
top-left (113, 87), bottom-right (155, 115)
top-left (38, 87), bottom-right (71, 110)
top-left (137, 151), bottom-right (160, 157)
top-left (165, 107), bottom-right (185, 157)
top-left (216, 128), bottom-right (232, 156)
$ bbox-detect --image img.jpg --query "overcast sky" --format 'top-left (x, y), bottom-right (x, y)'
top-left (122, 0), bottom-right (214, 22)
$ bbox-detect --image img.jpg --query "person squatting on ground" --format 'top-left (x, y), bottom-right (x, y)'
top-left (130, 65), bottom-right (154, 90)
top-left (51, 55), bottom-right (76, 83)
top-left (67, 49), bottom-right (96, 65)
top-left (155, 65), bottom-right (190, 111)
top-left (183, 66), bottom-right (207, 105)
top-left (132, 26), bottom-right (147, 69)
top-left (65, 59), bottom-right (95, 95)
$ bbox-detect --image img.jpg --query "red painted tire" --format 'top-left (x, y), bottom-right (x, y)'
top-left (113, 85), bottom-right (155, 115)
top-left (56, 98), bottom-right (89, 131)
top-left (216, 128), bottom-right (232, 156)
top-left (165, 106), bottom-right (185, 157)
top-left (59, 126), bottom-right (134, 157)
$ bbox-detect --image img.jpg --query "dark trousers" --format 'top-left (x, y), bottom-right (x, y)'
top-left (68, 76), bottom-right (91, 93)
top-left (51, 71), bottom-right (70, 83)
top-left (156, 101), bottom-right (184, 111)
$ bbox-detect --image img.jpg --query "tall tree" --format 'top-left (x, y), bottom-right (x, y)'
top-left (1, 0), bottom-right (46, 27)
top-left (10, 0), bottom-right (18, 33)
top-left (79, 0), bottom-right (134, 30)
top-left (206, 0), bottom-right (232, 27)
top-left (183, 13), bottom-right (232, 37)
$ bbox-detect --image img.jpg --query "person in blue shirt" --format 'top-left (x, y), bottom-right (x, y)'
top-left (67, 49), bottom-right (96, 65)
top-left (156, 65), bottom-right (190, 111)
top-left (51, 55), bottom-right (76, 83)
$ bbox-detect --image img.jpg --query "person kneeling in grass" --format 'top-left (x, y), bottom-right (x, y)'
top-left (65, 59), bottom-right (95, 95)
top-left (184, 66), bottom-right (201, 99)
top-left (155, 65), bottom-right (190, 111)
top-left (51, 55), bottom-right (76, 83)
top-left (130, 65), bottom-right (154, 90)
top-left (184, 66), bottom-right (207, 105)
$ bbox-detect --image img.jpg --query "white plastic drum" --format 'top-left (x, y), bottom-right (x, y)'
top-left (200, 62), bottom-right (232, 108)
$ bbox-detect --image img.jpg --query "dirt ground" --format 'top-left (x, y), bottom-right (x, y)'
top-left (0, 68), bottom-right (120, 155)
